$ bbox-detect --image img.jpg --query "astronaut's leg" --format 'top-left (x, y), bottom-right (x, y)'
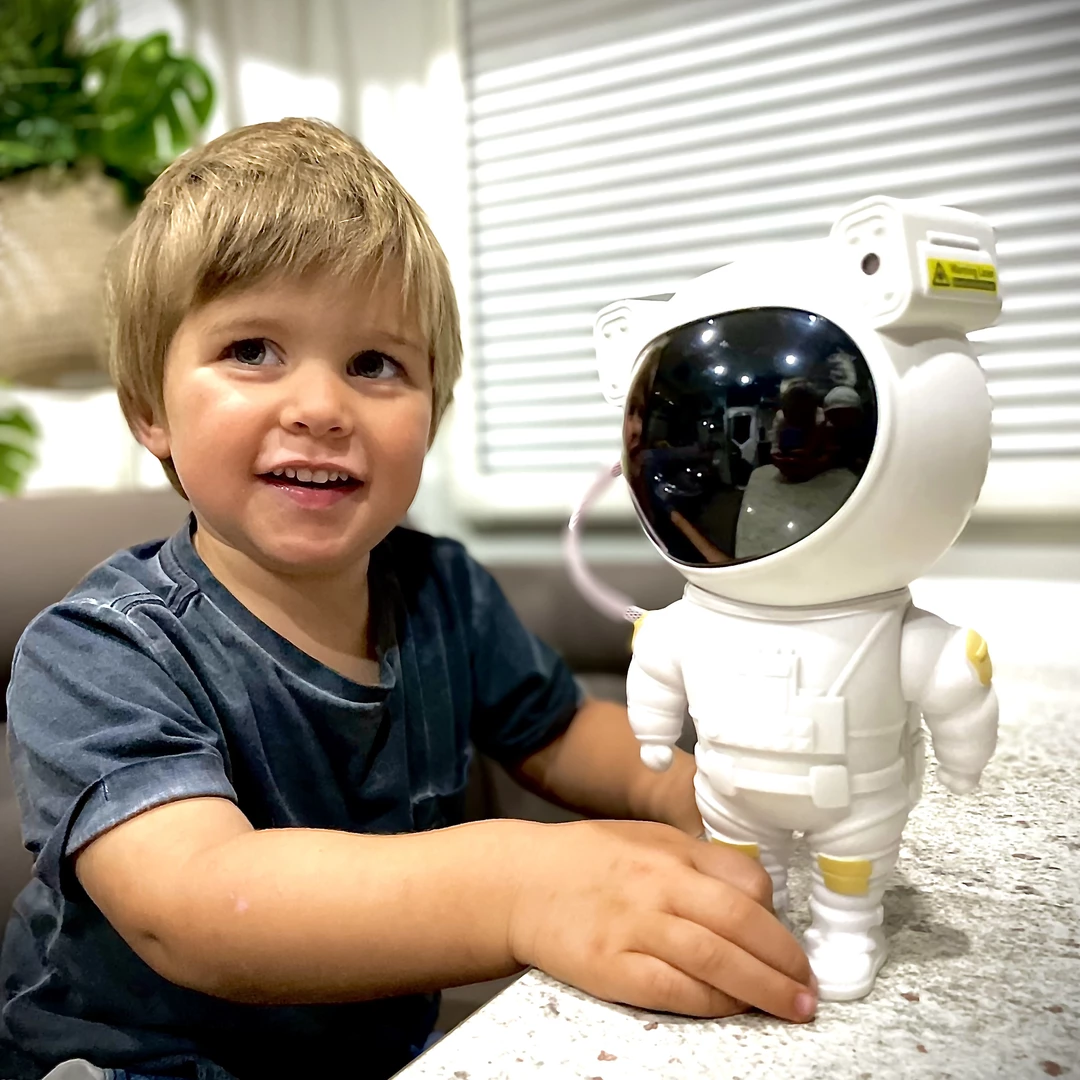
top-left (803, 785), bottom-right (911, 1001)
top-left (694, 770), bottom-right (795, 920)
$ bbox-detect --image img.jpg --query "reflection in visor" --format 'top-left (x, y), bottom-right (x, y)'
top-left (623, 308), bottom-right (877, 568)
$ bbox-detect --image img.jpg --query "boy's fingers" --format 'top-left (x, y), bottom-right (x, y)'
top-left (607, 951), bottom-right (749, 1019)
top-left (670, 877), bottom-right (812, 988)
top-left (686, 839), bottom-right (776, 907)
top-left (640, 913), bottom-right (817, 1023)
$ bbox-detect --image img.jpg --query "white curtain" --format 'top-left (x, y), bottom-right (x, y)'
top-left (183, 0), bottom-right (468, 281)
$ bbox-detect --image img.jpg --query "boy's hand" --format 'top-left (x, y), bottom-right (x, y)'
top-left (507, 819), bottom-right (816, 1023)
top-left (637, 746), bottom-right (705, 837)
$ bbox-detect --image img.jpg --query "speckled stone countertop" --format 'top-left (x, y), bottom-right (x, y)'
top-left (397, 662), bottom-right (1079, 1080)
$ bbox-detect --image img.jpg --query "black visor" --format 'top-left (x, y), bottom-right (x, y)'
top-left (623, 308), bottom-right (877, 568)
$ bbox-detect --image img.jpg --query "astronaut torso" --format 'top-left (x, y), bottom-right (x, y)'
top-left (630, 585), bottom-right (919, 816)
top-left (682, 584), bottom-right (910, 768)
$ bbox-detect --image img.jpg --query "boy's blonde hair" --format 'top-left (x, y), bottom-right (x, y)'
top-left (106, 117), bottom-right (461, 498)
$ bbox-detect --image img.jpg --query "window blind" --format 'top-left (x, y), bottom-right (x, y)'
top-left (461, 0), bottom-right (1080, 515)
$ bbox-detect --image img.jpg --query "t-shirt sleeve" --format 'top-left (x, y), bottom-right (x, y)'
top-left (455, 550), bottom-right (584, 765)
top-left (6, 598), bottom-right (237, 898)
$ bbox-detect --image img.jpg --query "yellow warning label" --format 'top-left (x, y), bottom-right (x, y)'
top-left (927, 258), bottom-right (998, 294)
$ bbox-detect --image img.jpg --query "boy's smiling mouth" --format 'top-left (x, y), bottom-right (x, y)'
top-left (258, 463), bottom-right (364, 508)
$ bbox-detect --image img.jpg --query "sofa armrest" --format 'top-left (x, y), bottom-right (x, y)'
top-left (0, 489), bottom-right (189, 713)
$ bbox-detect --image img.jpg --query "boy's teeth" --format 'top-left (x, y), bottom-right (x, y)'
top-left (267, 467), bottom-right (353, 484)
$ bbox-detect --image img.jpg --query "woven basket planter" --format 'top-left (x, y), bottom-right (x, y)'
top-left (0, 168), bottom-right (131, 387)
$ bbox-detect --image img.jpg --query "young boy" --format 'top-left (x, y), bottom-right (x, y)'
top-left (0, 119), bottom-right (815, 1080)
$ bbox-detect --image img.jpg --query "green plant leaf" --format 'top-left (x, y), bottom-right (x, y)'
top-left (0, 454), bottom-right (29, 496)
top-left (0, 401), bottom-right (37, 495)
top-left (0, 139), bottom-right (50, 167)
top-left (87, 32), bottom-right (214, 190)
top-left (0, 0), bottom-right (96, 180)
top-left (0, 406), bottom-right (38, 437)
top-left (0, 441), bottom-right (33, 464)
top-left (0, 453), bottom-right (36, 496)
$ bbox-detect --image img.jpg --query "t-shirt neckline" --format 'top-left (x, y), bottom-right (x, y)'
top-left (161, 513), bottom-right (398, 703)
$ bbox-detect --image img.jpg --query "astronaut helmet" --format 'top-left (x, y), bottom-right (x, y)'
top-left (595, 197), bottom-right (1001, 608)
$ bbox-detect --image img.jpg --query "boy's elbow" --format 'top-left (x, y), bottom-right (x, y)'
top-left (75, 797), bottom-right (262, 998)
top-left (122, 884), bottom-right (337, 1005)
top-left (166, 961), bottom-right (273, 1004)
top-left (132, 922), bottom-right (286, 1003)
top-left (118, 914), bottom-right (243, 1000)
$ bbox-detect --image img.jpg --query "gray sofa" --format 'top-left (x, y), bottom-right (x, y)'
top-left (0, 488), bottom-right (685, 1032)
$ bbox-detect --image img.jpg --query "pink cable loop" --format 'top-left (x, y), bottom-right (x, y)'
top-left (564, 459), bottom-right (647, 625)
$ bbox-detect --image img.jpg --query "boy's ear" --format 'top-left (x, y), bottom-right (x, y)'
top-left (132, 410), bottom-right (171, 462)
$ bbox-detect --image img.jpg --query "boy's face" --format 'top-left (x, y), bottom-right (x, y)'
top-left (139, 271), bottom-right (433, 578)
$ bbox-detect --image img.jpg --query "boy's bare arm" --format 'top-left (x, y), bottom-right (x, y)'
top-left (510, 698), bottom-right (703, 835)
top-left (75, 797), bottom-right (526, 1003)
top-left (75, 794), bottom-right (816, 1021)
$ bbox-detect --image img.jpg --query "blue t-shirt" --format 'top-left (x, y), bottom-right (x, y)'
top-left (0, 517), bottom-right (580, 1079)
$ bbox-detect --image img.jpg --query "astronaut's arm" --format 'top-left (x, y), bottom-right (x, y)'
top-left (901, 607), bottom-right (998, 794)
top-left (626, 611), bottom-right (686, 773)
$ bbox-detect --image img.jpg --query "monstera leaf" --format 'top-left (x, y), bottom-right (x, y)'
top-left (0, 401), bottom-right (37, 495)
top-left (85, 33), bottom-right (214, 200)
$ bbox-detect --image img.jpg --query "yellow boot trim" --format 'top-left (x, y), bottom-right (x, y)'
top-left (966, 629), bottom-right (993, 686)
top-left (818, 855), bottom-right (873, 896)
top-left (709, 838), bottom-right (760, 859)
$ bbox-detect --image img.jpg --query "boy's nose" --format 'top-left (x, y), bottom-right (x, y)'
top-left (278, 367), bottom-right (354, 439)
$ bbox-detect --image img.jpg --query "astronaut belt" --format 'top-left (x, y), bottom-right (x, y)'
top-left (698, 750), bottom-right (905, 810)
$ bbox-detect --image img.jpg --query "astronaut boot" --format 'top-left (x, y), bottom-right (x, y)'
top-left (803, 851), bottom-right (895, 1001)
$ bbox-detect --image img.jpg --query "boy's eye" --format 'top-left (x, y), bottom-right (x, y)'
top-left (348, 350), bottom-right (401, 380)
top-left (224, 338), bottom-right (281, 366)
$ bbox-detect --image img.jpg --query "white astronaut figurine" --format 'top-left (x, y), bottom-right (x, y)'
top-left (581, 196), bottom-right (1001, 1002)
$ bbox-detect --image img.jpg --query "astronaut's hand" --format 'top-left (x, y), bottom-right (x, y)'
top-left (936, 767), bottom-right (981, 795)
top-left (640, 744), bottom-right (674, 772)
